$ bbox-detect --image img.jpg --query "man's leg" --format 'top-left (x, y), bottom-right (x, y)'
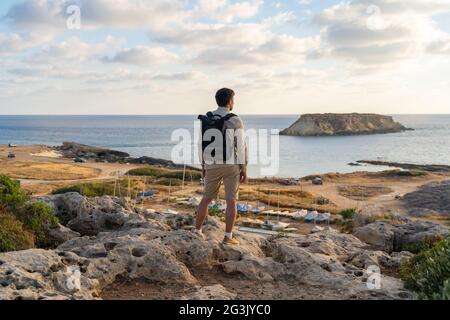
top-left (195, 197), bottom-right (213, 231)
top-left (196, 168), bottom-right (221, 234)
top-left (223, 166), bottom-right (241, 244)
top-left (225, 199), bottom-right (237, 234)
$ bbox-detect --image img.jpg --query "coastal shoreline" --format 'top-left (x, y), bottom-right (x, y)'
top-left (1, 142), bottom-right (449, 221)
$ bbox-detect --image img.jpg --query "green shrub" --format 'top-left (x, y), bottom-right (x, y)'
top-left (435, 280), bottom-right (450, 300)
top-left (0, 175), bottom-right (28, 211)
top-left (1, 176), bottom-right (59, 250)
top-left (340, 208), bottom-right (356, 220)
top-left (127, 166), bottom-right (201, 180)
top-left (400, 237), bottom-right (450, 300)
top-left (0, 213), bottom-right (35, 252)
top-left (52, 180), bottom-right (140, 198)
top-left (15, 202), bottom-right (59, 245)
top-left (402, 235), bottom-right (445, 254)
top-left (385, 170), bottom-right (427, 177)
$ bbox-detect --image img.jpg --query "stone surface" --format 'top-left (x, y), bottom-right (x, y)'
top-left (354, 220), bottom-right (449, 252)
top-left (353, 222), bottom-right (396, 252)
top-left (403, 180), bottom-right (450, 216)
top-left (181, 285), bottom-right (237, 300)
top-left (280, 113), bottom-right (410, 137)
top-left (0, 195), bottom-right (418, 300)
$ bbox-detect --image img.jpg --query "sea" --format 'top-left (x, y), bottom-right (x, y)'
top-left (0, 115), bottom-right (449, 178)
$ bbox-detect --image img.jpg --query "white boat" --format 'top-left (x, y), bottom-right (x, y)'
top-left (271, 221), bottom-right (290, 231)
top-left (188, 197), bottom-right (200, 207)
top-left (292, 210), bottom-right (308, 220)
top-left (250, 206), bottom-right (266, 214)
top-left (316, 212), bottom-right (331, 224)
top-left (162, 209), bottom-right (179, 215)
top-left (262, 221), bottom-right (274, 230)
top-left (305, 211), bottom-right (319, 223)
top-left (278, 211), bottom-right (292, 218)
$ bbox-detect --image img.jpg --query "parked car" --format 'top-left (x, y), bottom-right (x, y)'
top-left (8, 152), bottom-right (16, 159)
top-left (312, 177), bottom-right (323, 185)
top-left (74, 157), bottom-right (86, 163)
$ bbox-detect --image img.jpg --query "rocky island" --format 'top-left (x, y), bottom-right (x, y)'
top-left (280, 113), bottom-right (411, 137)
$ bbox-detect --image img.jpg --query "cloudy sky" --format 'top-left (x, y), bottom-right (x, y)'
top-left (1, 0), bottom-right (450, 115)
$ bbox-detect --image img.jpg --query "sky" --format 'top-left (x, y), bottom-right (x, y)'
top-left (1, 0), bottom-right (450, 115)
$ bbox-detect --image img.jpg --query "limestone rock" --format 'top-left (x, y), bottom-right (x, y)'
top-left (0, 195), bottom-right (416, 300)
top-left (354, 220), bottom-right (449, 253)
top-left (45, 223), bottom-right (80, 247)
top-left (182, 285), bottom-right (237, 300)
top-left (280, 113), bottom-right (410, 137)
top-left (353, 222), bottom-right (395, 252)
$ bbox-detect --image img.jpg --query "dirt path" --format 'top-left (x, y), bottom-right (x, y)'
top-left (102, 267), bottom-right (346, 300)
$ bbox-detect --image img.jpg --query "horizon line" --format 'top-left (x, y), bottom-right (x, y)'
top-left (1, 113), bottom-right (450, 116)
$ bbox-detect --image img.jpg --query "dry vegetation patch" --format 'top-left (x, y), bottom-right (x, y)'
top-left (338, 185), bottom-right (393, 200)
top-left (0, 162), bottom-right (100, 180)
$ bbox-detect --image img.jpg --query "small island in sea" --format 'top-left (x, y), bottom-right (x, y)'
top-left (280, 113), bottom-right (412, 137)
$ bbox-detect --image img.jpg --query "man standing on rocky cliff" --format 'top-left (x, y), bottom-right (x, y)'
top-left (194, 88), bottom-right (248, 246)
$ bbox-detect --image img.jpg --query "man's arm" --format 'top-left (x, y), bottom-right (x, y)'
top-left (231, 117), bottom-right (248, 183)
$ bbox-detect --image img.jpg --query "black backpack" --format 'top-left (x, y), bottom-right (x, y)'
top-left (198, 112), bottom-right (237, 163)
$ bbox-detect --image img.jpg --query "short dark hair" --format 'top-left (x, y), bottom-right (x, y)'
top-left (215, 88), bottom-right (235, 107)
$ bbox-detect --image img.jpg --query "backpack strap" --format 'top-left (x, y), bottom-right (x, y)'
top-left (222, 113), bottom-right (237, 121)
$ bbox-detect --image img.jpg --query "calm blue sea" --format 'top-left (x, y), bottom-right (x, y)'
top-left (0, 115), bottom-right (449, 178)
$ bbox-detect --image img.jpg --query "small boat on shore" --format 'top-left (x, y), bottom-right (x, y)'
top-left (292, 210), bottom-right (308, 220)
top-left (316, 212), bottom-right (331, 224)
top-left (250, 206), bottom-right (266, 214)
top-left (209, 200), bottom-right (227, 211)
top-left (271, 221), bottom-right (290, 231)
top-left (237, 203), bottom-right (253, 213)
top-left (162, 209), bottom-right (179, 215)
top-left (305, 211), bottom-right (319, 223)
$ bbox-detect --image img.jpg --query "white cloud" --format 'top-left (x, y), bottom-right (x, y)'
top-left (191, 0), bottom-right (263, 23)
top-left (102, 46), bottom-right (178, 66)
top-left (313, 0), bottom-right (450, 67)
top-left (0, 32), bottom-right (53, 54)
top-left (263, 11), bottom-right (297, 26)
top-left (27, 36), bottom-right (122, 63)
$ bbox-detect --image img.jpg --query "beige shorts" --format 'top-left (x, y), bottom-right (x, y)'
top-left (203, 165), bottom-right (240, 201)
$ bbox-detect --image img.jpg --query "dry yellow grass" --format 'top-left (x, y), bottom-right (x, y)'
top-left (0, 162), bottom-right (100, 180)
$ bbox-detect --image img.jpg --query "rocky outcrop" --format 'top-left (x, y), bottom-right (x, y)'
top-left (280, 114), bottom-right (411, 137)
top-left (354, 221), bottom-right (449, 253)
top-left (0, 194), bottom-right (416, 300)
top-left (403, 180), bottom-right (450, 217)
top-left (55, 142), bottom-right (199, 170)
top-left (357, 161), bottom-right (450, 173)
top-left (57, 142), bottom-right (130, 162)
